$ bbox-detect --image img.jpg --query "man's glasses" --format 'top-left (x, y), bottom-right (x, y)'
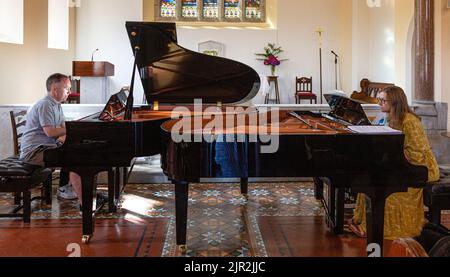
top-left (377, 98), bottom-right (389, 105)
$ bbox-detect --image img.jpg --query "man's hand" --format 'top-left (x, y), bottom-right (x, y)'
top-left (57, 135), bottom-right (66, 143)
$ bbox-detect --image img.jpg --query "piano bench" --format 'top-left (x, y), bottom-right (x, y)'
top-left (424, 174), bottom-right (450, 225)
top-left (0, 157), bottom-right (52, 223)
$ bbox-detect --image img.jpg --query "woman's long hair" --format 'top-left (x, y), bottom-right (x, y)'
top-left (383, 86), bottom-right (419, 130)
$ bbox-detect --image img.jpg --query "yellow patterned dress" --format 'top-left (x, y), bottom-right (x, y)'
top-left (353, 113), bottom-right (440, 240)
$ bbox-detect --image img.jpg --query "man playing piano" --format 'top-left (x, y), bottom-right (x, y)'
top-left (348, 86), bottom-right (440, 239)
top-left (20, 73), bottom-right (82, 204)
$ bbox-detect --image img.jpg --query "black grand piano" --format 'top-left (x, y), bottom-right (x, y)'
top-left (44, 22), bottom-right (260, 243)
top-left (160, 94), bottom-right (428, 256)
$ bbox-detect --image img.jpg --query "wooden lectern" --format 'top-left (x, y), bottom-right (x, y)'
top-left (72, 61), bottom-right (114, 77)
top-left (72, 61), bottom-right (115, 104)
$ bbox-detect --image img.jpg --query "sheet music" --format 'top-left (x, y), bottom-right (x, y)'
top-left (348, 125), bottom-right (402, 134)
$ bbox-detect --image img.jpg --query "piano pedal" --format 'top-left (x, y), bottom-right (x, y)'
top-left (95, 192), bottom-right (109, 211)
top-left (179, 245), bottom-right (187, 255)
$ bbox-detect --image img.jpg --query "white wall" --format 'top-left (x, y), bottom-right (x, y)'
top-left (277, 0), bottom-right (347, 104)
top-left (177, 0), bottom-right (352, 105)
top-left (0, 0), bottom-right (76, 105)
top-left (75, 0), bottom-right (144, 102)
top-left (176, 0), bottom-right (398, 105)
top-left (352, 0), bottom-right (396, 85)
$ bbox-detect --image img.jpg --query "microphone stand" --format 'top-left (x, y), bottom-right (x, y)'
top-left (91, 49), bottom-right (99, 62)
top-left (332, 51), bottom-right (339, 90)
top-left (124, 34), bottom-right (141, 121)
top-left (316, 27), bottom-right (324, 104)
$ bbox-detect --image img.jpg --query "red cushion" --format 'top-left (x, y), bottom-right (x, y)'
top-left (296, 92), bottom-right (316, 97)
top-left (68, 93), bottom-right (80, 97)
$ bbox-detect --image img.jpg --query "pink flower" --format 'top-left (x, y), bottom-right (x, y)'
top-left (267, 55), bottom-right (280, 66)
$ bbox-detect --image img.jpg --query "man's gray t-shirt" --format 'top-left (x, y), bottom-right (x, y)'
top-left (20, 95), bottom-right (65, 158)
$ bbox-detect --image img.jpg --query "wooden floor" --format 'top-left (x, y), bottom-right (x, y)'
top-left (0, 181), bottom-right (448, 257)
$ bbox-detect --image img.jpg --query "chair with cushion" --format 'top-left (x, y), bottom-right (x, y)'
top-left (66, 92), bottom-right (80, 104)
top-left (10, 110), bottom-right (52, 205)
top-left (295, 76), bottom-right (317, 104)
top-left (0, 157), bottom-right (52, 222)
top-left (423, 166), bottom-right (450, 224)
top-left (66, 78), bottom-right (80, 104)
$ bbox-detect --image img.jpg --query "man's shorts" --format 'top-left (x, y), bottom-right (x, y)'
top-left (21, 144), bottom-right (60, 167)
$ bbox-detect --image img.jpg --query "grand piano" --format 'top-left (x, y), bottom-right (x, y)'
top-left (44, 22), bottom-right (260, 243)
top-left (160, 94), bottom-right (429, 256)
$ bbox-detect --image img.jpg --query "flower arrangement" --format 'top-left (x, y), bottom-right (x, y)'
top-left (255, 43), bottom-right (287, 76)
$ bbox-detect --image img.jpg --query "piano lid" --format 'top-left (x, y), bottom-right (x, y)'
top-left (324, 94), bottom-right (372, 126)
top-left (126, 22), bottom-right (260, 104)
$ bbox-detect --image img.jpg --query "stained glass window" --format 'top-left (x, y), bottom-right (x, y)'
top-left (160, 0), bottom-right (176, 18)
top-left (245, 0), bottom-right (261, 19)
top-left (157, 0), bottom-right (265, 22)
top-left (181, 0), bottom-right (198, 18)
top-left (203, 0), bottom-right (219, 19)
top-left (224, 0), bottom-right (241, 19)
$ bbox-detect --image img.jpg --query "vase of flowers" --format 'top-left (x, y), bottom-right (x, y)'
top-left (255, 43), bottom-right (287, 76)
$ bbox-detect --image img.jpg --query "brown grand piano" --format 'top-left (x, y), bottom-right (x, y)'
top-left (44, 22), bottom-right (260, 243)
top-left (160, 94), bottom-right (429, 256)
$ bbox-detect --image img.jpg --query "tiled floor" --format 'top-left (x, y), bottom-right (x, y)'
top-left (1, 178), bottom-right (448, 257)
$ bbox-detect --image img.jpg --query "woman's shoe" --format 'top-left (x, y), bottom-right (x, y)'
top-left (346, 218), bottom-right (367, 238)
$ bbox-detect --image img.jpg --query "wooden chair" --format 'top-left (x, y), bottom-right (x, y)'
top-left (66, 78), bottom-right (80, 104)
top-left (66, 92), bottom-right (80, 104)
top-left (1, 111), bottom-right (52, 222)
top-left (0, 157), bottom-right (52, 222)
top-left (350, 78), bottom-right (394, 104)
top-left (9, 110), bottom-right (27, 157)
top-left (9, 110), bottom-right (52, 206)
top-left (295, 77), bottom-right (317, 104)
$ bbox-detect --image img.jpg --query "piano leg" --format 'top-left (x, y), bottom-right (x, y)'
top-left (365, 190), bottom-right (387, 257)
top-left (313, 177), bottom-right (324, 200)
top-left (69, 167), bottom-right (109, 244)
top-left (78, 170), bottom-right (97, 244)
top-left (174, 180), bottom-right (189, 254)
top-left (334, 188), bottom-right (345, 234)
top-left (123, 167), bottom-right (129, 189)
top-left (116, 167), bottom-right (125, 205)
top-left (240, 177), bottom-right (248, 196)
top-left (328, 183), bottom-right (336, 229)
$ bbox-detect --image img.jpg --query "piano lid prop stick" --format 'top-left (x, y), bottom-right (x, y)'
top-left (288, 111), bottom-right (314, 129)
top-left (124, 31), bottom-right (142, 120)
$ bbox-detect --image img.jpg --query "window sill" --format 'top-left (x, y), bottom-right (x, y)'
top-left (165, 20), bottom-right (275, 30)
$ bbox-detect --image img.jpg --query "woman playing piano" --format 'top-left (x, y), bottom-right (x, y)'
top-left (348, 86), bottom-right (440, 239)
